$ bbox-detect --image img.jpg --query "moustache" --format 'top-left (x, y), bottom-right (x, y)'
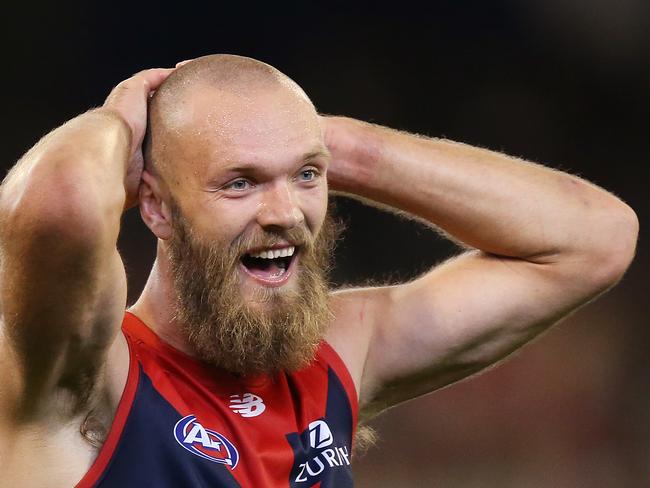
top-left (230, 224), bottom-right (316, 259)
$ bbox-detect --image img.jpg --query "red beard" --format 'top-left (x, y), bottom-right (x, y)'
top-left (167, 200), bottom-right (341, 376)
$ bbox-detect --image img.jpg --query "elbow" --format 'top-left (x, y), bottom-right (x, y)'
top-left (587, 202), bottom-right (639, 288)
top-left (1, 176), bottom-right (110, 252)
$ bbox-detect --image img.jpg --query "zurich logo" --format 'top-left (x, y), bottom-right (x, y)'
top-left (290, 419), bottom-right (351, 485)
top-left (308, 420), bottom-right (333, 449)
top-left (173, 415), bottom-right (239, 469)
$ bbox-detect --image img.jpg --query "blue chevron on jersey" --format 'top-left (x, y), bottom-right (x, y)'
top-left (286, 367), bottom-right (354, 487)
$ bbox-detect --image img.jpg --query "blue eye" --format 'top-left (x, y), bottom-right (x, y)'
top-left (299, 169), bottom-right (317, 182)
top-left (226, 179), bottom-right (251, 191)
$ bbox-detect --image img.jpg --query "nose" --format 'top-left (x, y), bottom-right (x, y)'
top-left (256, 181), bottom-right (304, 230)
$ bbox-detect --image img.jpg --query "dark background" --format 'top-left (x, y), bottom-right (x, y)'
top-left (4, 1), bottom-right (648, 486)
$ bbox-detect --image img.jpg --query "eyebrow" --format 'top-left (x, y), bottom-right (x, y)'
top-left (220, 146), bottom-right (332, 174)
top-left (302, 146), bottom-right (332, 162)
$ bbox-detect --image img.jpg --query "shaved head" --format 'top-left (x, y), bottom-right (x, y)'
top-left (143, 54), bottom-right (317, 191)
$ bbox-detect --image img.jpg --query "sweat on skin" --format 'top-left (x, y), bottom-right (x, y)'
top-left (0, 53), bottom-right (638, 487)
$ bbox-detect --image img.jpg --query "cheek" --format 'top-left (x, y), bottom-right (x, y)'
top-left (196, 198), bottom-right (260, 243)
top-left (300, 186), bottom-right (329, 233)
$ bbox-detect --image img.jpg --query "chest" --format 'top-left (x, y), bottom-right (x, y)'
top-left (80, 349), bottom-right (356, 488)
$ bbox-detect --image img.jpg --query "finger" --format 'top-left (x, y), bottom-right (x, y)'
top-left (137, 67), bottom-right (176, 92)
top-left (104, 67), bottom-right (175, 108)
top-left (175, 59), bottom-right (193, 68)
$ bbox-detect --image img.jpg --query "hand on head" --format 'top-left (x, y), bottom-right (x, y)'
top-left (102, 60), bottom-right (194, 209)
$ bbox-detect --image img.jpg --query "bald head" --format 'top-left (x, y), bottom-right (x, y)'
top-left (143, 54), bottom-right (317, 189)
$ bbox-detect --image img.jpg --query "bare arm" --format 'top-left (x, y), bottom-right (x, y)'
top-left (322, 116), bottom-right (639, 418)
top-left (0, 68), bottom-right (173, 420)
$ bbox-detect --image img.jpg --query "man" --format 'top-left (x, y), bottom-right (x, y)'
top-left (0, 54), bottom-right (638, 487)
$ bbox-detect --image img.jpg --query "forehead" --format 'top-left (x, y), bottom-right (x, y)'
top-left (171, 85), bottom-right (323, 174)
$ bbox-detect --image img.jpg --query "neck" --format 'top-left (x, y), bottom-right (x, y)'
top-left (129, 242), bottom-right (195, 356)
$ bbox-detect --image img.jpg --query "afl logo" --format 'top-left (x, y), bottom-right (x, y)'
top-left (173, 415), bottom-right (239, 469)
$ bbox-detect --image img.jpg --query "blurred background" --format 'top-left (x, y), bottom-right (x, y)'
top-left (3, 1), bottom-right (648, 486)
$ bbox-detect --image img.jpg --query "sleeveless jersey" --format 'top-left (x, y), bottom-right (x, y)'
top-left (75, 311), bottom-right (358, 487)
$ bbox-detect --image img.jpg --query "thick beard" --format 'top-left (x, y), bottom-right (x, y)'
top-left (167, 201), bottom-right (341, 377)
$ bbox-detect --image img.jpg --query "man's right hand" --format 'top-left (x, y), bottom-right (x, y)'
top-left (102, 67), bottom-right (176, 209)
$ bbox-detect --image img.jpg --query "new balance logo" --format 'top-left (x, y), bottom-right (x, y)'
top-left (229, 393), bottom-right (266, 418)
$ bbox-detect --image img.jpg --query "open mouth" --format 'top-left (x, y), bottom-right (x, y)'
top-left (240, 245), bottom-right (298, 285)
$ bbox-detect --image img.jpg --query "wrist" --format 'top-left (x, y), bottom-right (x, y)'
top-left (322, 116), bottom-right (384, 195)
top-left (90, 107), bottom-right (134, 156)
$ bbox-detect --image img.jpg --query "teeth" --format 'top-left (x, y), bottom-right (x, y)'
top-left (249, 246), bottom-right (295, 259)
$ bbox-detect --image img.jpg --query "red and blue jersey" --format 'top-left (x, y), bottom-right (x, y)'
top-left (76, 312), bottom-right (358, 487)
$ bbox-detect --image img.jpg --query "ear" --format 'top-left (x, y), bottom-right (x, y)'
top-left (139, 169), bottom-right (173, 240)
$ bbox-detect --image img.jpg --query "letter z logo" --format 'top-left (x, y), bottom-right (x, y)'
top-left (308, 420), bottom-right (333, 449)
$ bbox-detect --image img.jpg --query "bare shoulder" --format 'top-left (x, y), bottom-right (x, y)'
top-left (325, 286), bottom-right (390, 402)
